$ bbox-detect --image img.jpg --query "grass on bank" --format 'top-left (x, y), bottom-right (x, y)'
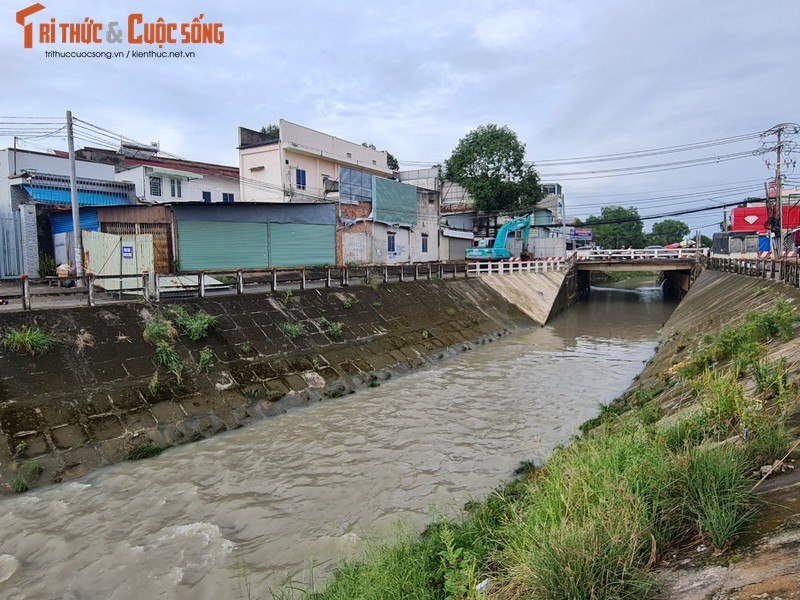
top-left (1, 325), bottom-right (56, 356)
top-left (275, 299), bottom-right (797, 600)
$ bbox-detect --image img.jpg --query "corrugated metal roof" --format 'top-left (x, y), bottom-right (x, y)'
top-left (22, 185), bottom-right (130, 206)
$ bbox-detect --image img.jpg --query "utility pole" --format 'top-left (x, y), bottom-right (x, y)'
top-left (66, 110), bottom-right (84, 278)
top-left (761, 123), bottom-right (799, 258)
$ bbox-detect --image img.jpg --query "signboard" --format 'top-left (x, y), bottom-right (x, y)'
top-left (122, 244), bottom-right (134, 259)
top-left (568, 228), bottom-right (593, 241)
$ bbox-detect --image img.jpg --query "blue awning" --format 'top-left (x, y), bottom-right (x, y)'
top-left (22, 185), bottom-right (129, 206)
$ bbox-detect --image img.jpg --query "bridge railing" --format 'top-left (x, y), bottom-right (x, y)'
top-left (706, 256), bottom-right (800, 288)
top-left (574, 248), bottom-right (705, 261)
top-left (467, 259), bottom-right (566, 275)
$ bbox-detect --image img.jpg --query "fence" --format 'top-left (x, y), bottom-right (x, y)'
top-left (0, 262), bottom-right (472, 310)
top-left (705, 256), bottom-right (800, 287)
top-left (466, 259), bottom-right (567, 275)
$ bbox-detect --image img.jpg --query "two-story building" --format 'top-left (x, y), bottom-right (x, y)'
top-left (238, 120), bottom-right (439, 265)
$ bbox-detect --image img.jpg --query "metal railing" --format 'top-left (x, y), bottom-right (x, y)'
top-left (0, 262), bottom-right (472, 310)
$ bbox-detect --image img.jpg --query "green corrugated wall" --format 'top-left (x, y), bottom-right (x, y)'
top-left (269, 223), bottom-right (335, 267)
top-left (178, 221), bottom-right (268, 270)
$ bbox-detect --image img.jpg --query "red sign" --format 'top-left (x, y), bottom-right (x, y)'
top-left (731, 205), bottom-right (800, 233)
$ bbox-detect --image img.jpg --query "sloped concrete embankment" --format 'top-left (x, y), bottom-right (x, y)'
top-left (478, 269), bottom-right (579, 325)
top-left (0, 279), bottom-right (533, 493)
top-left (631, 269), bottom-right (800, 599)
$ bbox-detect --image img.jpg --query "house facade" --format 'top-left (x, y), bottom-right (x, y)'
top-left (0, 147), bottom-right (137, 277)
top-left (238, 119), bottom-right (393, 203)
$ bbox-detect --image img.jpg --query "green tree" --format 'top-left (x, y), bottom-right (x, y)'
top-left (648, 219), bottom-right (690, 245)
top-left (584, 206), bottom-right (646, 248)
top-left (700, 234), bottom-right (713, 248)
top-left (260, 123), bottom-right (279, 139)
top-left (444, 124), bottom-right (543, 212)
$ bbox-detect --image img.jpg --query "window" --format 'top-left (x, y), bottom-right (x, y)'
top-left (149, 176), bottom-right (162, 197)
top-left (202, 191), bottom-right (211, 203)
top-left (339, 167), bottom-right (372, 203)
top-left (387, 232), bottom-right (396, 253)
top-left (296, 169), bottom-right (306, 190)
top-left (421, 234), bottom-right (428, 253)
top-left (222, 192), bottom-right (235, 203)
top-left (170, 178), bottom-right (182, 198)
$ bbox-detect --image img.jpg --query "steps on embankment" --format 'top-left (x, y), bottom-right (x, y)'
top-left (478, 271), bottom-right (568, 325)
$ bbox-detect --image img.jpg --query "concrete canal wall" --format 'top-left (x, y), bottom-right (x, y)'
top-left (0, 279), bottom-right (534, 493)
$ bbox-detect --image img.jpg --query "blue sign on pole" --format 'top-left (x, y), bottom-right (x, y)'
top-left (122, 245), bottom-right (134, 259)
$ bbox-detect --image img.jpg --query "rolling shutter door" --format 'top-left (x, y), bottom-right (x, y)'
top-left (269, 223), bottom-right (335, 267)
top-left (178, 221), bottom-right (268, 270)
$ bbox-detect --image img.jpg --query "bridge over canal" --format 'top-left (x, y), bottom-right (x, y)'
top-left (468, 248), bottom-right (704, 325)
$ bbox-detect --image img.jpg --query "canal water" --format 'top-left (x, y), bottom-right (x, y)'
top-left (0, 281), bottom-right (676, 599)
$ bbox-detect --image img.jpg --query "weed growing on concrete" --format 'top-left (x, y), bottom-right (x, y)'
top-left (197, 347), bottom-right (214, 373)
top-left (12, 477), bottom-right (28, 493)
top-left (445, 307), bottom-right (457, 316)
top-left (342, 296), bottom-right (355, 309)
top-left (754, 287), bottom-right (768, 297)
top-left (127, 443), bottom-right (166, 460)
top-left (2, 326), bottom-right (55, 356)
top-left (236, 342), bottom-right (254, 355)
top-left (25, 461), bottom-right (43, 480)
top-left (148, 372), bottom-right (160, 395)
top-left (143, 318), bottom-right (177, 345)
top-left (462, 299), bottom-right (474, 309)
top-left (744, 422), bottom-right (789, 468)
top-left (371, 301), bottom-right (383, 308)
top-left (319, 318), bottom-right (344, 339)
top-left (265, 390), bottom-right (285, 402)
top-left (12, 441), bottom-right (27, 458)
top-left (421, 329), bottom-right (430, 340)
top-left (752, 357), bottom-right (789, 396)
top-left (279, 322), bottom-right (306, 338)
top-left (165, 306), bottom-right (217, 341)
top-left (154, 341), bottom-right (183, 380)
top-left (280, 290), bottom-right (293, 306)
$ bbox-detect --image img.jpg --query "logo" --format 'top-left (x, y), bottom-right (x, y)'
top-left (17, 4), bottom-right (224, 49)
top-left (16, 3), bottom-right (45, 49)
top-left (744, 215), bottom-right (759, 225)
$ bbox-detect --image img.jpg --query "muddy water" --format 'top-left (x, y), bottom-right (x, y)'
top-left (0, 283), bottom-right (676, 599)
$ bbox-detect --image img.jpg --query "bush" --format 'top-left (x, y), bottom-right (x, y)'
top-left (744, 423), bottom-right (789, 468)
top-left (320, 317), bottom-right (344, 339)
top-left (2, 326), bottom-right (55, 356)
top-left (279, 322), bottom-right (306, 338)
top-left (164, 306), bottom-right (217, 341)
top-left (143, 319), bottom-right (177, 345)
top-left (154, 341), bottom-right (182, 377)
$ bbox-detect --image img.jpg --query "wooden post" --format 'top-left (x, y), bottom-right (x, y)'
top-left (154, 273), bottom-right (161, 302)
top-left (325, 267), bottom-right (331, 288)
top-left (21, 275), bottom-right (30, 310)
top-left (142, 271), bottom-right (150, 302)
top-left (341, 267), bottom-right (348, 287)
top-left (399, 266), bottom-right (405, 282)
top-left (271, 269), bottom-right (278, 292)
top-left (87, 276), bottom-right (95, 306)
top-left (414, 264), bottom-right (419, 281)
top-left (301, 268), bottom-right (306, 290)
top-left (237, 270), bottom-right (244, 295)
top-left (198, 270), bottom-right (205, 298)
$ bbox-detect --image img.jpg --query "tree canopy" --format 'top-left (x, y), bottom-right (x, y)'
top-left (260, 124), bottom-right (280, 139)
top-left (647, 219), bottom-right (690, 246)
top-left (583, 206), bottom-right (645, 248)
top-left (444, 124), bottom-right (543, 212)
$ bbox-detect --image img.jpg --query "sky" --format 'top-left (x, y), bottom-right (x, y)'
top-left (2, 0), bottom-right (799, 237)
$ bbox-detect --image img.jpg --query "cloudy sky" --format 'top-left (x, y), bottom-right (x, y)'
top-left (2, 0), bottom-right (799, 236)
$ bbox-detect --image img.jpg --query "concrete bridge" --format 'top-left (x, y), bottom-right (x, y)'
top-left (467, 248), bottom-right (704, 325)
top-left (574, 248), bottom-right (702, 271)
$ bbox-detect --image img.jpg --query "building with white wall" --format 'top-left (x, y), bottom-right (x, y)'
top-left (238, 119), bottom-right (393, 203)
